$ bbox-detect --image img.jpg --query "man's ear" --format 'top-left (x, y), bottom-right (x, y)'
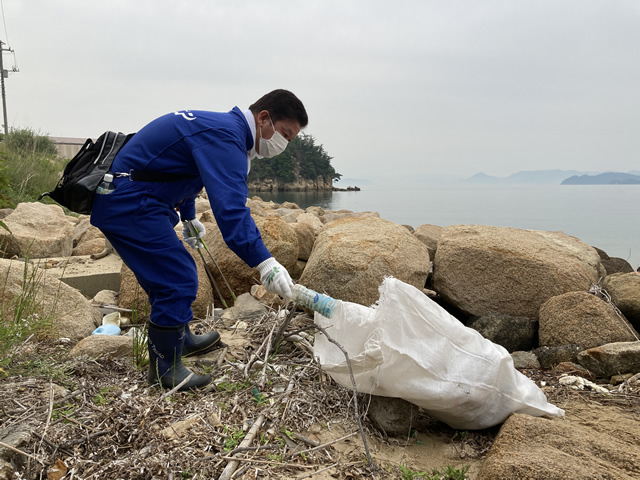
top-left (257, 110), bottom-right (270, 126)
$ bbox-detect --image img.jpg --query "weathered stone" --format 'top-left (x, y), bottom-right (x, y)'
top-left (72, 216), bottom-right (91, 247)
top-left (366, 396), bottom-right (420, 438)
top-left (0, 202), bottom-right (75, 258)
top-left (477, 412), bottom-right (640, 479)
top-left (414, 224), bottom-right (443, 261)
top-left (92, 289), bottom-right (118, 306)
top-left (577, 341), bottom-right (640, 378)
top-left (295, 212), bottom-right (324, 235)
top-left (433, 225), bottom-right (604, 318)
top-left (468, 314), bottom-right (537, 352)
top-left (0, 258), bottom-right (101, 342)
top-left (289, 222), bottom-right (316, 261)
top-left (511, 351), bottom-right (541, 369)
top-left (533, 344), bottom-right (583, 369)
top-left (554, 362), bottom-right (596, 381)
top-left (299, 216), bottom-right (430, 307)
top-left (305, 205), bottom-right (325, 217)
top-left (72, 237), bottom-right (106, 256)
top-left (319, 210), bottom-right (379, 224)
top-left (603, 272), bottom-right (640, 331)
top-left (253, 215), bottom-right (299, 269)
top-left (539, 292), bottom-right (638, 349)
top-left (220, 293), bottom-right (267, 328)
top-left (69, 335), bottom-right (134, 359)
top-left (602, 257), bottom-right (635, 275)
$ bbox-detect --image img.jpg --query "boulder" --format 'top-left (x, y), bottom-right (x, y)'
top-left (539, 292), bottom-right (638, 349)
top-left (253, 215), bottom-right (299, 269)
top-left (577, 341), bottom-right (640, 378)
top-left (298, 216), bottom-right (430, 307)
top-left (72, 238), bottom-right (106, 257)
top-left (602, 257), bottom-right (635, 275)
top-left (0, 258), bottom-right (101, 342)
top-left (72, 217), bottom-right (91, 247)
top-left (192, 216), bottom-right (298, 308)
top-left (92, 289), bottom-right (118, 306)
top-left (69, 335), bottom-right (133, 359)
top-left (467, 314), bottom-right (537, 353)
top-left (366, 396), bottom-right (420, 438)
top-left (433, 225), bottom-right (605, 318)
top-left (533, 344), bottom-right (583, 369)
top-left (593, 246), bottom-right (634, 275)
top-left (319, 209), bottom-right (379, 224)
top-left (289, 222), bottom-right (316, 261)
top-left (414, 224), bottom-right (443, 261)
top-left (510, 351), bottom-right (541, 369)
top-left (476, 412), bottom-right (640, 479)
top-left (295, 212), bottom-right (324, 236)
top-left (0, 202), bottom-right (75, 258)
top-left (603, 272), bottom-right (640, 331)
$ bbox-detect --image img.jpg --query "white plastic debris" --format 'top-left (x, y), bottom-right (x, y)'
top-left (559, 375), bottom-right (610, 393)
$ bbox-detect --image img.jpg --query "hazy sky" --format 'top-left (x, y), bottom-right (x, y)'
top-left (2, 0), bottom-right (639, 182)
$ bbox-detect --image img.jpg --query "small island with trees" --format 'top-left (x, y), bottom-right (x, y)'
top-left (248, 133), bottom-right (351, 192)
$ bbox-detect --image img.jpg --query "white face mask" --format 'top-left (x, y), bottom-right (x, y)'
top-left (259, 117), bottom-right (288, 158)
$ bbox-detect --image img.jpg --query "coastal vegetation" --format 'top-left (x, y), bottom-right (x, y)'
top-left (248, 132), bottom-right (341, 186)
top-left (0, 128), bottom-right (62, 208)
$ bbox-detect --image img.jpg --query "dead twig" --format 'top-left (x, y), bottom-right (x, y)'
top-left (218, 413), bottom-right (266, 480)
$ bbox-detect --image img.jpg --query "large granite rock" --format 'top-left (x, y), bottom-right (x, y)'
top-left (432, 225), bottom-right (605, 318)
top-left (69, 335), bottom-right (133, 359)
top-left (414, 224), bottom-right (443, 261)
top-left (289, 222), bottom-right (316, 261)
top-left (0, 202), bottom-right (75, 258)
top-left (477, 412), bottom-right (640, 479)
top-left (603, 272), bottom-right (640, 331)
top-left (0, 258), bottom-right (101, 342)
top-left (577, 341), bottom-right (640, 378)
top-left (298, 216), bottom-right (430, 307)
top-left (467, 314), bottom-right (537, 352)
top-left (539, 292), bottom-right (638, 349)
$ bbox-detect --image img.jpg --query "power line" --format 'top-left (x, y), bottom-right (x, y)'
top-left (0, 0), bottom-right (10, 46)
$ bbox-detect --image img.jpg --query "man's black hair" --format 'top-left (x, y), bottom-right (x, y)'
top-left (250, 89), bottom-right (308, 128)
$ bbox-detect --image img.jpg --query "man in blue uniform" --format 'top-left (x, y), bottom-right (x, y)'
top-left (91, 89), bottom-right (308, 391)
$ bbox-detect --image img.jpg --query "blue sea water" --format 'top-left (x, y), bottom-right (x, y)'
top-left (251, 185), bottom-right (640, 270)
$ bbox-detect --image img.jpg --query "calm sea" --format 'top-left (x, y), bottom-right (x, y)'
top-left (251, 185), bottom-right (640, 270)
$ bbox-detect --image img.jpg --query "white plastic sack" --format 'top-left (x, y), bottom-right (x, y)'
top-left (314, 277), bottom-right (564, 430)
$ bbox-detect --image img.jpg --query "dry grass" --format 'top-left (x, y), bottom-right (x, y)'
top-left (2, 307), bottom-right (638, 479)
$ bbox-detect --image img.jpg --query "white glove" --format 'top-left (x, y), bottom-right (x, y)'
top-left (256, 257), bottom-right (293, 298)
top-left (182, 218), bottom-right (206, 249)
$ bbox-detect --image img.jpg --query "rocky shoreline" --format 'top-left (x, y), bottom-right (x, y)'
top-left (1, 197), bottom-right (639, 478)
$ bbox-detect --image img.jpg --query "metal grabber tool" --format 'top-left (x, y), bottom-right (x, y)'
top-left (185, 221), bottom-right (236, 309)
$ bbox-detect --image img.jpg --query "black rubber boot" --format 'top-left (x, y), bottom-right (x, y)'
top-left (183, 324), bottom-right (222, 357)
top-left (147, 322), bottom-right (212, 390)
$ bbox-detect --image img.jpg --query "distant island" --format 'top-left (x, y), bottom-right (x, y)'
top-left (461, 170), bottom-right (640, 186)
top-left (561, 172), bottom-right (640, 185)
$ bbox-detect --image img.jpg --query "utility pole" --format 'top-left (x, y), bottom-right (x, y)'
top-left (0, 40), bottom-right (12, 136)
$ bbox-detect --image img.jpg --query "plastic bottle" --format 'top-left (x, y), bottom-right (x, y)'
top-left (96, 173), bottom-right (115, 195)
top-left (291, 284), bottom-right (338, 318)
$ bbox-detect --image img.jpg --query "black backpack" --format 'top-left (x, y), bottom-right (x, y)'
top-left (39, 131), bottom-right (134, 215)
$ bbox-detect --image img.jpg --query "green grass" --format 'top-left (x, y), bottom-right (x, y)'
top-left (0, 257), bottom-right (61, 370)
top-left (0, 128), bottom-right (64, 207)
top-left (399, 464), bottom-right (470, 480)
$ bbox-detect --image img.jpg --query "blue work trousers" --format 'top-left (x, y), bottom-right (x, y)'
top-left (91, 182), bottom-right (198, 327)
